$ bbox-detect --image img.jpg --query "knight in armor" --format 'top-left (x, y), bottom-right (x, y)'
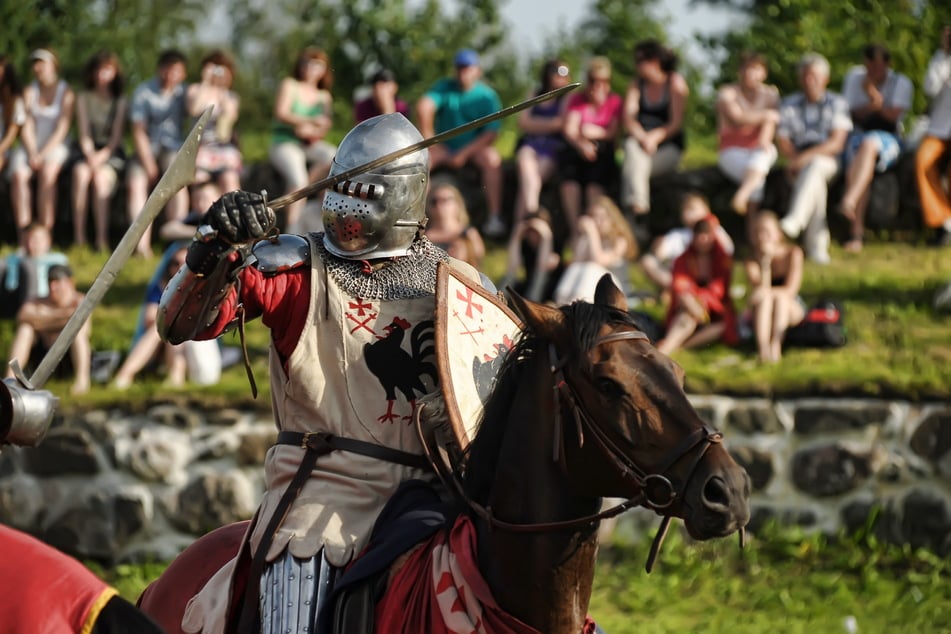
top-left (157, 113), bottom-right (489, 633)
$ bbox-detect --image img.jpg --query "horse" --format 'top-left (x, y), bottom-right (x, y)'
top-left (138, 275), bottom-right (751, 633)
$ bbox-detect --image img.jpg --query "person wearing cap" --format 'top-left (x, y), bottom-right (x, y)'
top-left (416, 48), bottom-right (506, 239)
top-left (6, 263), bottom-right (91, 395)
top-left (9, 47), bottom-right (75, 244)
top-left (354, 67), bottom-right (408, 123)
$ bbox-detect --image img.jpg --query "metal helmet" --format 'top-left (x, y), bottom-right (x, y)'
top-left (322, 113), bottom-right (429, 259)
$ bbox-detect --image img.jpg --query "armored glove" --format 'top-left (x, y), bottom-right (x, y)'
top-left (204, 191), bottom-right (276, 245)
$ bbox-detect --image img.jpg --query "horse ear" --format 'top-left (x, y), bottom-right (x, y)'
top-left (506, 287), bottom-right (565, 340)
top-left (594, 274), bottom-right (627, 312)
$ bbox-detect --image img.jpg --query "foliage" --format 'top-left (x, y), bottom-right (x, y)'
top-left (693, 0), bottom-right (951, 116)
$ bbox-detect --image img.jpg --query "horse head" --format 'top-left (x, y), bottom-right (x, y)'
top-left (507, 275), bottom-right (751, 546)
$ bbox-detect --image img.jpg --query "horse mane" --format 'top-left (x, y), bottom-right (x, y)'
top-left (459, 301), bottom-right (639, 506)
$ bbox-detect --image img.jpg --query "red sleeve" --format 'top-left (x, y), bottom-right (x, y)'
top-left (197, 264), bottom-right (311, 364)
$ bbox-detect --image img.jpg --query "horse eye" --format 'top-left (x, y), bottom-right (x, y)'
top-left (596, 377), bottom-right (623, 399)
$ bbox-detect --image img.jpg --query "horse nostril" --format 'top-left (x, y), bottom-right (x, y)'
top-left (702, 476), bottom-right (730, 510)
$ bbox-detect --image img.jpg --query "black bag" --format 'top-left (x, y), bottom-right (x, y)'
top-left (784, 299), bottom-right (846, 348)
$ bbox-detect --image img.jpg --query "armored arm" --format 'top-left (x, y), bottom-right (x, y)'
top-left (157, 191), bottom-right (276, 345)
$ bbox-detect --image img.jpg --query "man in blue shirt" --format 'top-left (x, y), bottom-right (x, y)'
top-left (126, 49), bottom-right (189, 258)
top-left (416, 49), bottom-right (506, 239)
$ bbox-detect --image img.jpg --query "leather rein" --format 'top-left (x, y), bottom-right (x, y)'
top-left (419, 328), bottom-right (732, 571)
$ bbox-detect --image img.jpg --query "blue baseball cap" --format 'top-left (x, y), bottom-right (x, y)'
top-left (454, 49), bottom-right (480, 68)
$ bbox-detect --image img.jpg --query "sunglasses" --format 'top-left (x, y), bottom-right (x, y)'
top-left (555, 65), bottom-right (570, 77)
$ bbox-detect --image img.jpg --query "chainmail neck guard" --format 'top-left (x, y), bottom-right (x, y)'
top-left (314, 233), bottom-right (449, 300)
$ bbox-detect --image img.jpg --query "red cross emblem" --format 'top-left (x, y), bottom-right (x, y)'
top-left (455, 287), bottom-right (483, 319)
top-left (348, 299), bottom-right (374, 316)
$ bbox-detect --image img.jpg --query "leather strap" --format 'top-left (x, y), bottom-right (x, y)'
top-left (276, 431), bottom-right (432, 471)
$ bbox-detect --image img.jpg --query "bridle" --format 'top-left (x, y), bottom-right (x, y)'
top-left (418, 326), bottom-right (739, 572)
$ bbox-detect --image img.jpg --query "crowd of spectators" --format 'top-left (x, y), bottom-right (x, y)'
top-left (1, 29), bottom-right (949, 390)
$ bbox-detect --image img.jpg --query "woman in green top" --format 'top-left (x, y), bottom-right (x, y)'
top-left (268, 47), bottom-right (336, 232)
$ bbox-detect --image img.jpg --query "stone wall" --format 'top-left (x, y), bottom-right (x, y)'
top-left (0, 396), bottom-right (948, 564)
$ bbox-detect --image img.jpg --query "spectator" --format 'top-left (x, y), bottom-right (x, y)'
top-left (127, 49), bottom-right (189, 258)
top-left (513, 59), bottom-right (571, 222)
top-left (269, 47), bottom-right (336, 233)
top-left (501, 208), bottom-right (563, 303)
top-left (554, 195), bottom-right (636, 305)
top-left (10, 48), bottom-right (74, 243)
top-left (621, 40), bottom-right (689, 241)
top-left (354, 68), bottom-right (408, 123)
top-left (0, 223), bottom-right (68, 318)
top-left (417, 48), bottom-right (505, 239)
top-left (657, 216), bottom-right (738, 355)
top-left (0, 56), bottom-right (26, 193)
top-left (776, 53), bottom-right (852, 264)
top-left (560, 56), bottom-right (623, 241)
top-left (187, 49), bottom-right (242, 193)
top-left (71, 51), bottom-right (127, 251)
top-left (640, 192), bottom-right (734, 296)
top-left (917, 25), bottom-right (951, 246)
top-left (744, 211), bottom-right (805, 363)
top-left (424, 182), bottom-right (485, 269)
top-left (839, 44), bottom-right (914, 252)
top-left (112, 244), bottom-right (221, 389)
top-left (716, 51), bottom-right (780, 221)
top-left (5, 263), bottom-right (90, 395)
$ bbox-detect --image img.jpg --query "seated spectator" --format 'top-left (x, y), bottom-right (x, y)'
top-left (71, 50), bottom-right (128, 251)
top-left (188, 49), bottom-right (242, 193)
top-left (269, 47), bottom-right (336, 233)
top-left (424, 182), bottom-right (485, 269)
top-left (554, 195), bottom-right (636, 305)
top-left (417, 48), bottom-right (506, 239)
top-left (0, 55), bottom-right (26, 189)
top-left (5, 264), bottom-right (90, 395)
top-left (657, 216), bottom-right (738, 355)
top-left (776, 53), bottom-right (852, 264)
top-left (560, 56), bottom-right (623, 242)
top-left (159, 180), bottom-right (219, 241)
top-left (917, 25), bottom-right (951, 246)
top-left (744, 211), bottom-right (805, 363)
top-left (127, 49), bottom-right (190, 258)
top-left (716, 51), bottom-right (779, 222)
top-left (10, 48), bottom-right (74, 242)
top-left (501, 207), bottom-right (564, 303)
top-left (621, 40), bottom-right (689, 241)
top-left (513, 59), bottom-right (571, 222)
top-left (640, 193), bottom-right (734, 296)
top-left (354, 68), bottom-right (408, 123)
top-left (112, 245), bottom-right (221, 389)
top-left (839, 44), bottom-right (914, 252)
top-left (0, 223), bottom-right (69, 318)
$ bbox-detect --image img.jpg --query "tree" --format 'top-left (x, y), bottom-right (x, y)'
top-left (694, 0), bottom-right (951, 114)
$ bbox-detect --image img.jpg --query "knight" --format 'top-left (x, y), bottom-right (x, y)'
top-left (157, 112), bottom-right (490, 633)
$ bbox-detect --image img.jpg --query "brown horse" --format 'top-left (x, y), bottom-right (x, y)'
top-left (139, 276), bottom-right (750, 633)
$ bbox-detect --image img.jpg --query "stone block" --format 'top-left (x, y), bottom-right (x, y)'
top-left (793, 404), bottom-right (890, 435)
top-left (909, 409), bottom-right (951, 464)
top-left (205, 407), bottom-right (246, 427)
top-left (729, 446), bottom-right (774, 491)
top-left (236, 428), bottom-right (277, 466)
top-left (42, 489), bottom-right (125, 561)
top-left (791, 443), bottom-right (872, 497)
top-left (725, 404), bottom-right (783, 435)
top-left (115, 426), bottom-right (193, 484)
top-left (0, 474), bottom-right (44, 529)
top-left (170, 471), bottom-right (256, 535)
top-left (0, 447), bottom-right (21, 478)
top-left (22, 428), bottom-right (101, 477)
top-left (901, 489), bottom-right (951, 555)
top-left (747, 505), bottom-right (818, 534)
top-left (146, 403), bottom-right (205, 430)
top-left (841, 499), bottom-right (877, 535)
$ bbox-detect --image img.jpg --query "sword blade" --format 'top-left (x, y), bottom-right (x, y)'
top-left (26, 107), bottom-right (212, 389)
top-left (267, 82), bottom-right (580, 210)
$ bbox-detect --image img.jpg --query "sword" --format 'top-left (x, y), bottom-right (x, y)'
top-left (267, 82), bottom-right (580, 210)
top-left (1, 107), bottom-right (212, 447)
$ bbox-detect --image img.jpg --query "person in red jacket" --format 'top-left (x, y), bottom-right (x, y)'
top-left (0, 523), bottom-right (162, 633)
top-left (658, 214), bottom-right (738, 355)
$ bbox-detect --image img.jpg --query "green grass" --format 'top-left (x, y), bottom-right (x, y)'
top-left (89, 520), bottom-right (949, 633)
top-left (3, 239), bottom-right (949, 406)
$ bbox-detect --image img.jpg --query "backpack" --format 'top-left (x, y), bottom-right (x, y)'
top-left (784, 299), bottom-right (847, 348)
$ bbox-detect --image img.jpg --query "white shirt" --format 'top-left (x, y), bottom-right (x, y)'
top-left (924, 50), bottom-right (951, 139)
top-left (654, 226), bottom-right (735, 263)
top-left (841, 65), bottom-right (913, 134)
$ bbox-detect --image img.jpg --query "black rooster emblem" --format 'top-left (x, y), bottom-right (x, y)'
top-left (364, 318), bottom-right (437, 423)
top-left (471, 335), bottom-right (514, 401)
